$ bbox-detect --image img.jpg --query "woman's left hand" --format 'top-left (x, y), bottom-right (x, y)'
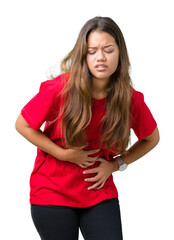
top-left (83, 158), bottom-right (118, 190)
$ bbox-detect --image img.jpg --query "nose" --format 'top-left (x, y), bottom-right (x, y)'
top-left (96, 50), bottom-right (106, 62)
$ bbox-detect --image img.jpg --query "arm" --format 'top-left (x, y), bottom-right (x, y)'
top-left (112, 126), bottom-right (160, 171)
top-left (15, 114), bottom-right (100, 166)
top-left (83, 126), bottom-right (160, 190)
top-left (15, 114), bottom-right (67, 160)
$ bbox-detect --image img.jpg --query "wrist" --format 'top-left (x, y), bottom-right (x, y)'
top-left (115, 156), bottom-right (128, 171)
top-left (112, 158), bottom-right (119, 172)
top-left (55, 147), bottom-right (68, 161)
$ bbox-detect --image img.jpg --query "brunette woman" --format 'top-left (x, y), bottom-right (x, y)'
top-left (15, 16), bottom-right (159, 240)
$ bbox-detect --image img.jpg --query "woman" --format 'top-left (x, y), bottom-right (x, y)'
top-left (15, 16), bottom-right (159, 240)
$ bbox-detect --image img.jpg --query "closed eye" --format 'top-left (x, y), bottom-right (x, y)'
top-left (88, 50), bottom-right (114, 55)
top-left (105, 50), bottom-right (113, 53)
top-left (88, 51), bottom-right (96, 55)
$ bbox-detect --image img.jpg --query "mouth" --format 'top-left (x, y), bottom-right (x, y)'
top-left (95, 64), bottom-right (108, 71)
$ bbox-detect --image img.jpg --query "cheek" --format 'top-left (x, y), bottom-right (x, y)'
top-left (110, 55), bottom-right (119, 71)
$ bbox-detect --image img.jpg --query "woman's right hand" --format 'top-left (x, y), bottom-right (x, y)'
top-left (64, 148), bottom-right (101, 168)
top-left (15, 114), bottom-right (100, 168)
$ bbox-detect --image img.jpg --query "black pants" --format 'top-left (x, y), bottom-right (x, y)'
top-left (31, 198), bottom-right (123, 240)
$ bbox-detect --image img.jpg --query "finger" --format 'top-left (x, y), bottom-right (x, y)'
top-left (80, 160), bottom-right (95, 168)
top-left (80, 160), bottom-right (96, 168)
top-left (86, 155), bottom-right (100, 162)
top-left (94, 155), bottom-right (100, 161)
top-left (84, 176), bottom-right (99, 182)
top-left (85, 161), bottom-right (95, 166)
top-left (95, 157), bottom-right (104, 162)
top-left (86, 157), bottom-right (97, 162)
top-left (80, 164), bottom-right (88, 168)
top-left (87, 149), bottom-right (100, 155)
top-left (88, 180), bottom-right (103, 190)
top-left (95, 182), bottom-right (105, 190)
top-left (83, 167), bottom-right (99, 174)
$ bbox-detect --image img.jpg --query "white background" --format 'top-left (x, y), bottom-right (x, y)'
top-left (1, 0), bottom-right (174, 239)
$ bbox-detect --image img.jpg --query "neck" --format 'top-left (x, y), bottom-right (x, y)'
top-left (91, 77), bottom-right (109, 98)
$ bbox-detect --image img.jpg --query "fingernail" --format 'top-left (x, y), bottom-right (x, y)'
top-left (84, 179), bottom-right (87, 181)
top-left (88, 187), bottom-right (91, 190)
top-left (83, 171), bottom-right (86, 174)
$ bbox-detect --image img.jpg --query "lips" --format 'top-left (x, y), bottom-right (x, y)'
top-left (95, 64), bottom-right (108, 71)
top-left (95, 64), bottom-right (108, 69)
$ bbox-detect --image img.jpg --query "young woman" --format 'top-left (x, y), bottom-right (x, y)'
top-left (15, 16), bottom-right (159, 240)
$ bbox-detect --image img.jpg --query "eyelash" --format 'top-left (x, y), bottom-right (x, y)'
top-left (88, 50), bottom-right (113, 55)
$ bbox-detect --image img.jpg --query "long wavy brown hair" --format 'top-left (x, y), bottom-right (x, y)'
top-left (59, 16), bottom-right (133, 154)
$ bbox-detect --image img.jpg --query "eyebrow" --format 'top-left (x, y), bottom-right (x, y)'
top-left (88, 45), bottom-right (114, 49)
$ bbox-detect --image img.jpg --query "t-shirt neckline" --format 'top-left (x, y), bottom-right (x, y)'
top-left (92, 97), bottom-right (106, 101)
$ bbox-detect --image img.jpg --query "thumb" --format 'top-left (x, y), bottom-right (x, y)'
top-left (95, 156), bottom-right (102, 161)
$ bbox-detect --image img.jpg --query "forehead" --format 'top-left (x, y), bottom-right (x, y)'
top-left (87, 31), bottom-right (116, 46)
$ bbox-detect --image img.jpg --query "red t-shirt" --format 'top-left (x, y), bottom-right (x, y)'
top-left (21, 73), bottom-right (157, 208)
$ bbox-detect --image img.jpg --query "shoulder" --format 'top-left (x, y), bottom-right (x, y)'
top-left (39, 72), bottom-right (70, 95)
top-left (131, 88), bottom-right (144, 103)
top-left (131, 87), bottom-right (145, 114)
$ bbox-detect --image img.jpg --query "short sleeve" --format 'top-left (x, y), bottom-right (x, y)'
top-left (130, 89), bottom-right (157, 140)
top-left (21, 75), bottom-right (65, 131)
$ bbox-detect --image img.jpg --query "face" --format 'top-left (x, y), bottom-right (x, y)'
top-left (86, 31), bottom-right (119, 82)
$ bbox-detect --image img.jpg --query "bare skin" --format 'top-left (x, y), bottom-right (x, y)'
top-left (15, 114), bottom-right (159, 191)
top-left (15, 114), bottom-right (100, 169)
top-left (83, 30), bottom-right (160, 190)
top-left (86, 30), bottom-right (119, 99)
top-left (83, 127), bottom-right (160, 190)
top-left (15, 30), bottom-right (160, 191)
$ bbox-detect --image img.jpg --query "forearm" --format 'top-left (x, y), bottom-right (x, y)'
top-left (112, 128), bottom-right (159, 172)
top-left (121, 139), bottom-right (157, 164)
top-left (16, 124), bottom-right (66, 161)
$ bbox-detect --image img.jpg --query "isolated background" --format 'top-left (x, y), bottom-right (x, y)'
top-left (1, 0), bottom-right (173, 239)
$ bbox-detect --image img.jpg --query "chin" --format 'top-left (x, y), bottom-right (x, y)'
top-left (94, 74), bottom-right (111, 81)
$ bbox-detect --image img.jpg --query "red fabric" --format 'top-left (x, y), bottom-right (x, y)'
top-left (21, 73), bottom-right (157, 208)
